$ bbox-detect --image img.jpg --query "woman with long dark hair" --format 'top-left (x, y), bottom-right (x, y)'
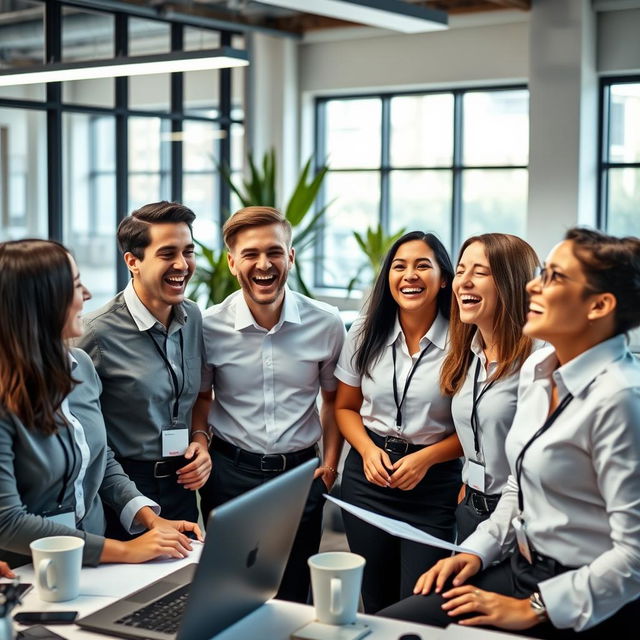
top-left (0, 239), bottom-right (201, 568)
top-left (380, 227), bottom-right (640, 637)
top-left (335, 231), bottom-right (462, 613)
top-left (441, 234), bottom-right (539, 541)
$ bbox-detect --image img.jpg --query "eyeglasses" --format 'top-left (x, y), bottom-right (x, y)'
top-left (533, 266), bottom-right (600, 293)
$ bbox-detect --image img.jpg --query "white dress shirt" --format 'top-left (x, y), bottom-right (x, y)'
top-left (452, 332), bottom-right (536, 495)
top-left (201, 287), bottom-right (346, 453)
top-left (463, 334), bottom-right (640, 631)
top-left (335, 313), bottom-right (454, 445)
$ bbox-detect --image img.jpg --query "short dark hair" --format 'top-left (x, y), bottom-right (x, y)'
top-left (566, 227), bottom-right (640, 335)
top-left (354, 231), bottom-right (454, 378)
top-left (117, 201), bottom-right (196, 259)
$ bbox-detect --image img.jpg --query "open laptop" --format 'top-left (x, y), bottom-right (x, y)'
top-left (78, 458), bottom-right (318, 640)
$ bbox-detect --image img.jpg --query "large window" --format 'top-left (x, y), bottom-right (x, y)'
top-left (315, 87), bottom-right (529, 289)
top-left (0, 1), bottom-right (246, 310)
top-left (600, 78), bottom-right (640, 237)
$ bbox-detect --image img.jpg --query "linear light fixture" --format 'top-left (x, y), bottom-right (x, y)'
top-left (0, 47), bottom-right (249, 88)
top-left (258, 0), bottom-right (448, 33)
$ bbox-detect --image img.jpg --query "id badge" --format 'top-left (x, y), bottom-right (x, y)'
top-left (43, 506), bottom-right (75, 528)
top-left (467, 460), bottom-right (486, 493)
top-left (512, 515), bottom-right (533, 564)
top-left (162, 422), bottom-right (189, 457)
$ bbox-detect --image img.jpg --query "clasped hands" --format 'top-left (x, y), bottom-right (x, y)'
top-left (361, 444), bottom-right (431, 491)
top-left (413, 554), bottom-right (541, 631)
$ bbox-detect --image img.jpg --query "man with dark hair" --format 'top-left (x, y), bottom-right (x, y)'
top-left (76, 201), bottom-right (211, 532)
top-left (193, 206), bottom-right (346, 603)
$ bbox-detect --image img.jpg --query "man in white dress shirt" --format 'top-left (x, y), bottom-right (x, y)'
top-left (193, 206), bottom-right (346, 603)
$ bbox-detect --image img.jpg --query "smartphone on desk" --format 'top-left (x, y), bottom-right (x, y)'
top-left (17, 626), bottom-right (68, 640)
top-left (0, 582), bottom-right (33, 599)
top-left (13, 611), bottom-right (78, 625)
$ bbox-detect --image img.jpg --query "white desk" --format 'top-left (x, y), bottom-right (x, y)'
top-left (8, 549), bottom-right (530, 640)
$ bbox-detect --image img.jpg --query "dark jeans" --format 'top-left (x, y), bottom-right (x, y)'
top-left (341, 446), bottom-right (461, 614)
top-left (105, 457), bottom-right (198, 540)
top-left (379, 551), bottom-right (640, 638)
top-left (199, 448), bottom-right (326, 604)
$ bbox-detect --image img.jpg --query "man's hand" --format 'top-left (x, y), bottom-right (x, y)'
top-left (414, 553), bottom-right (482, 595)
top-left (441, 586), bottom-right (541, 630)
top-left (314, 466), bottom-right (338, 491)
top-left (177, 442), bottom-right (212, 490)
top-left (0, 560), bottom-right (15, 578)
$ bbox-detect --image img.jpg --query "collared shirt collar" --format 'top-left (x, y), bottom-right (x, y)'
top-left (385, 311), bottom-right (449, 352)
top-left (68, 351), bottom-right (78, 371)
top-left (123, 280), bottom-right (187, 333)
top-left (552, 333), bottom-right (627, 398)
top-left (234, 285), bottom-right (301, 332)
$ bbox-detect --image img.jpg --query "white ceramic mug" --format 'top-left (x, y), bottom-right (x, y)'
top-left (308, 551), bottom-right (365, 626)
top-left (29, 536), bottom-right (84, 602)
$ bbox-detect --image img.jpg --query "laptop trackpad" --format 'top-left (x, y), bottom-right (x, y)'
top-left (128, 581), bottom-right (182, 604)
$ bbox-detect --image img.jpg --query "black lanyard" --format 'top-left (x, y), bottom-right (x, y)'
top-left (470, 358), bottom-right (497, 458)
top-left (514, 391), bottom-right (574, 513)
top-left (55, 429), bottom-right (78, 508)
top-left (392, 342), bottom-right (432, 429)
top-left (146, 329), bottom-right (185, 424)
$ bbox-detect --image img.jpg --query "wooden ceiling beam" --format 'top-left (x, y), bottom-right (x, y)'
top-left (483, 0), bottom-right (531, 9)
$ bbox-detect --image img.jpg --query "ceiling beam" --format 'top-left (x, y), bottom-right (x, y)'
top-left (483, 0), bottom-right (531, 9)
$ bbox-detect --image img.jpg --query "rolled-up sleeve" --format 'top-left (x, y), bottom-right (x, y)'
top-left (539, 388), bottom-right (640, 631)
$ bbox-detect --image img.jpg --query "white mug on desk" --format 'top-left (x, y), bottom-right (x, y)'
top-left (308, 551), bottom-right (365, 626)
top-left (29, 536), bottom-right (84, 602)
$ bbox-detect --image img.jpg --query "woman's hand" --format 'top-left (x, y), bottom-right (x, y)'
top-left (389, 450), bottom-right (431, 490)
top-left (0, 560), bottom-right (15, 578)
top-left (414, 553), bottom-right (482, 595)
top-left (148, 515), bottom-right (203, 542)
top-left (177, 442), bottom-right (212, 490)
top-left (441, 586), bottom-right (541, 631)
top-left (361, 444), bottom-right (393, 487)
top-left (101, 528), bottom-right (197, 564)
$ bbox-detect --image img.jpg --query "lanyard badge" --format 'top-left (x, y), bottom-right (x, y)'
top-left (391, 342), bottom-right (431, 433)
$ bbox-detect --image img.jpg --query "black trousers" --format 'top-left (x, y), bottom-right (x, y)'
top-left (341, 446), bottom-right (461, 614)
top-left (105, 457), bottom-right (198, 540)
top-left (455, 487), bottom-right (499, 543)
top-left (379, 551), bottom-right (640, 638)
top-left (198, 448), bottom-right (326, 604)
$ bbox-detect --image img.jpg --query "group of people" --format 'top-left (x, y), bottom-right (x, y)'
top-left (0, 200), bottom-right (639, 639)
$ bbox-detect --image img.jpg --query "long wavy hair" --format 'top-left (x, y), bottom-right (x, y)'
top-left (440, 233), bottom-right (539, 396)
top-left (354, 231), bottom-right (454, 378)
top-left (0, 239), bottom-right (75, 434)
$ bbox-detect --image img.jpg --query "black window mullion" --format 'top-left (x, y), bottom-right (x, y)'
top-left (451, 91), bottom-right (463, 254)
top-left (218, 30), bottom-right (233, 231)
top-left (114, 11), bottom-right (130, 290)
top-left (46, 0), bottom-right (63, 241)
top-left (380, 96), bottom-right (391, 233)
top-left (598, 82), bottom-right (611, 231)
top-left (314, 99), bottom-right (328, 288)
top-left (170, 22), bottom-right (184, 203)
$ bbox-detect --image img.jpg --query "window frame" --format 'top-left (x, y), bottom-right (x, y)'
top-left (314, 84), bottom-right (529, 291)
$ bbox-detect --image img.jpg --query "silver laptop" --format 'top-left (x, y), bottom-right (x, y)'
top-left (78, 458), bottom-right (318, 640)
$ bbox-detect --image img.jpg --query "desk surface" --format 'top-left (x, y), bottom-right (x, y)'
top-left (7, 548), bottom-right (529, 640)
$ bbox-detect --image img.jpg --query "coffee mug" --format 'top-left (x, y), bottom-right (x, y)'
top-left (308, 551), bottom-right (365, 626)
top-left (29, 536), bottom-right (84, 602)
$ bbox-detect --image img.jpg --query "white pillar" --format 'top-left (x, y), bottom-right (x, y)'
top-left (526, 0), bottom-right (598, 258)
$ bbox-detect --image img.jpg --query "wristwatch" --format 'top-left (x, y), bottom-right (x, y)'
top-left (529, 591), bottom-right (548, 623)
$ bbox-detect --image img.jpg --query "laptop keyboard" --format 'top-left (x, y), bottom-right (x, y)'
top-left (116, 584), bottom-right (191, 635)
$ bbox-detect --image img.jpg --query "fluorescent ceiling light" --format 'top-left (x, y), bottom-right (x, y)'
top-left (0, 47), bottom-right (248, 88)
top-left (258, 0), bottom-right (447, 33)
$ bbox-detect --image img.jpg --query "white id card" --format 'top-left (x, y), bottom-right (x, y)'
top-left (512, 515), bottom-right (533, 564)
top-left (467, 460), bottom-right (486, 493)
top-left (162, 425), bottom-right (189, 457)
top-left (45, 508), bottom-right (75, 528)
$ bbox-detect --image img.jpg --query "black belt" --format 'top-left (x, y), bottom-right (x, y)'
top-left (515, 546), bottom-right (576, 576)
top-left (464, 485), bottom-right (501, 515)
top-left (120, 456), bottom-right (184, 480)
top-left (212, 435), bottom-right (317, 472)
top-left (366, 428), bottom-right (425, 456)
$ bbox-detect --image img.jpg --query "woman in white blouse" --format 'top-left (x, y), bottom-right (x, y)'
top-left (379, 227), bottom-right (640, 637)
top-left (335, 231), bottom-right (462, 613)
top-left (441, 234), bottom-right (539, 542)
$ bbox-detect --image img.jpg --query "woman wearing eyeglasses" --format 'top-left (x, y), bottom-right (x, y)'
top-left (443, 234), bottom-right (539, 542)
top-left (335, 231), bottom-right (462, 614)
top-left (379, 227), bottom-right (640, 637)
top-left (0, 239), bottom-right (202, 569)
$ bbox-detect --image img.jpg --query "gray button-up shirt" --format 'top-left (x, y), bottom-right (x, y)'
top-left (76, 281), bottom-right (204, 460)
top-left (0, 349), bottom-right (151, 567)
top-left (464, 334), bottom-right (640, 631)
